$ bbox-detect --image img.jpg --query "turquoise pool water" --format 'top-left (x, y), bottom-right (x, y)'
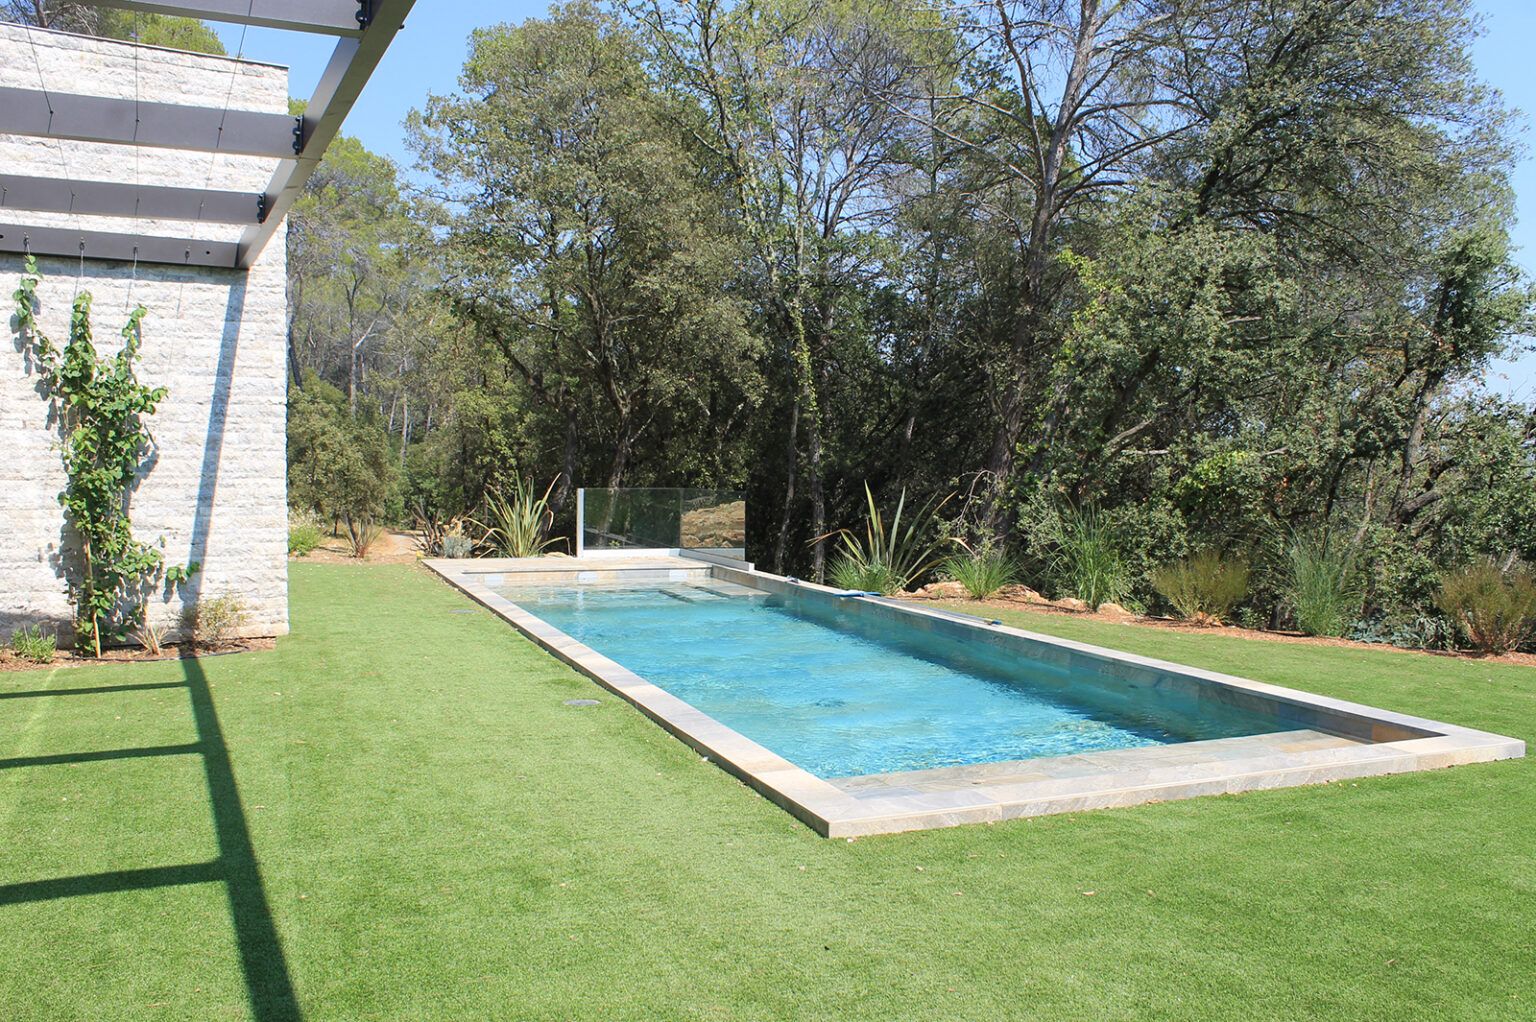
top-left (500, 583), bottom-right (1281, 778)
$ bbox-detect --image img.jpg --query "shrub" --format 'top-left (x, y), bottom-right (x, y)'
top-left (180, 596), bottom-right (249, 648)
top-left (822, 483), bottom-right (954, 595)
top-left (1152, 550), bottom-right (1249, 625)
top-left (1437, 561), bottom-right (1536, 655)
top-left (9, 625), bottom-right (56, 664)
top-left (1285, 530), bottom-right (1362, 637)
top-left (1041, 507), bottom-right (1127, 611)
top-left (441, 528), bottom-right (475, 559)
top-left (287, 514), bottom-right (324, 557)
top-left (346, 517), bottom-right (385, 559)
top-left (941, 546), bottom-right (1019, 600)
top-left (1350, 612), bottom-right (1456, 651)
top-left (474, 478), bottom-right (561, 558)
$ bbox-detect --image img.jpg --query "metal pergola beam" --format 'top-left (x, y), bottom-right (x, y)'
top-left (1, 0), bottom-right (415, 269)
top-left (84, 0), bottom-right (367, 36)
top-left (0, 221), bottom-right (240, 268)
top-left (0, 85), bottom-right (298, 158)
top-left (0, 174), bottom-right (261, 224)
top-left (236, 0), bottom-right (416, 268)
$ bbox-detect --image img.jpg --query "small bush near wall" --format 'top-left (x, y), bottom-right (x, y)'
top-left (8, 626), bottom-right (57, 664)
top-left (288, 513), bottom-right (325, 557)
top-left (180, 596), bottom-right (250, 649)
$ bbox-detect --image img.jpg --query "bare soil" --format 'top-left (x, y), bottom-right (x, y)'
top-left (295, 527), bottom-right (425, 565)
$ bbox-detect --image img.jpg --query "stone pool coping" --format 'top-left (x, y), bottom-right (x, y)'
top-left (424, 556), bottom-right (1525, 837)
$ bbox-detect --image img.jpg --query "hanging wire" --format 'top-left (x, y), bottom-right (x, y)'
top-left (180, 3), bottom-right (253, 314)
top-left (128, 10), bottom-right (142, 310)
top-left (21, 22), bottom-right (80, 272)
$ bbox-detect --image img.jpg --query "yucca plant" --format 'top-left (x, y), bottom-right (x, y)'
top-left (345, 517), bottom-right (384, 559)
top-left (822, 483), bottom-right (953, 595)
top-left (1042, 507), bottom-right (1127, 610)
top-left (475, 477), bottom-right (562, 558)
top-left (1152, 550), bottom-right (1250, 625)
top-left (131, 612), bottom-right (168, 656)
top-left (1285, 530), bottom-right (1362, 637)
top-left (941, 545), bottom-right (1020, 600)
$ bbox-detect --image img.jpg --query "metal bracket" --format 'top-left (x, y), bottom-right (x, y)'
top-left (256, 193), bottom-right (268, 223)
top-left (292, 115), bottom-right (305, 155)
top-left (356, 1), bottom-right (373, 29)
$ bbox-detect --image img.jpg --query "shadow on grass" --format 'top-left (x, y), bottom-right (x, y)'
top-left (0, 680), bottom-right (189, 700)
top-left (183, 652), bottom-right (303, 1022)
top-left (0, 656), bottom-right (302, 1022)
top-left (0, 742), bottom-right (201, 770)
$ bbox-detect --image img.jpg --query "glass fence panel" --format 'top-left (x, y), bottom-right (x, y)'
top-left (581, 488), bottom-right (745, 553)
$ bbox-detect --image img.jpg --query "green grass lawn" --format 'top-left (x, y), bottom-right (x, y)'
top-left (2, 564), bottom-right (1533, 1021)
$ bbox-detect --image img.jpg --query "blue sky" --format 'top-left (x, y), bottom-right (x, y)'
top-left (218, 0), bottom-right (1536, 397)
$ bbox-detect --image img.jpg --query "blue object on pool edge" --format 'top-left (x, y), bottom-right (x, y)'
top-left (498, 584), bottom-right (1281, 779)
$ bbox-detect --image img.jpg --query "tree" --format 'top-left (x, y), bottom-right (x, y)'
top-left (408, 3), bottom-right (762, 513)
top-left (2, 3), bottom-right (225, 54)
top-left (627, 0), bottom-right (935, 576)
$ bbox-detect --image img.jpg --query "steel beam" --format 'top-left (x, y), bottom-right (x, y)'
top-left (81, 0), bottom-right (367, 36)
top-left (0, 221), bottom-right (240, 268)
top-left (0, 174), bottom-right (260, 224)
top-left (236, 0), bottom-right (417, 267)
top-left (0, 85), bottom-right (297, 158)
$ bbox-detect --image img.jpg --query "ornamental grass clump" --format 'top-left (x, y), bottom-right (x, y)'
top-left (1041, 507), bottom-right (1127, 611)
top-left (1152, 550), bottom-right (1250, 625)
top-left (1284, 530), bottom-right (1361, 637)
top-left (941, 546), bottom-right (1020, 600)
top-left (1437, 561), bottom-right (1536, 655)
top-left (823, 483), bottom-right (953, 596)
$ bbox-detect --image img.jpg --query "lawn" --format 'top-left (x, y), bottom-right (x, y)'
top-left (2, 563), bottom-right (1533, 1021)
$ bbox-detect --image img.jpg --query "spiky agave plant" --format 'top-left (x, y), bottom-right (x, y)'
top-left (475, 477), bottom-right (563, 558)
top-left (822, 483), bottom-right (954, 595)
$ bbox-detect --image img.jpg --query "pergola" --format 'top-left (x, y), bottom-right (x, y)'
top-left (0, 0), bottom-right (417, 269)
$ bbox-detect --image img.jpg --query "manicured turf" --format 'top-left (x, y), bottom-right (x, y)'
top-left (2, 564), bottom-right (1532, 1021)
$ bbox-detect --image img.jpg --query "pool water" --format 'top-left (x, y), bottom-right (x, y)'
top-left (501, 583), bottom-right (1281, 778)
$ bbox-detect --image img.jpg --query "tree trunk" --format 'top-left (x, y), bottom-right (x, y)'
top-left (806, 370), bottom-right (828, 583)
top-left (772, 397), bottom-right (801, 574)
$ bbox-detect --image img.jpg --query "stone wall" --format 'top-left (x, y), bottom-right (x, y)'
top-left (0, 25), bottom-right (289, 642)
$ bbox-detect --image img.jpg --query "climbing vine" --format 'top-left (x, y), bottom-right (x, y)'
top-left (13, 257), bottom-right (193, 656)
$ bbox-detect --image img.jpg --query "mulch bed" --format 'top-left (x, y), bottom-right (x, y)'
top-left (0, 638), bottom-right (273, 673)
top-left (900, 588), bottom-right (1536, 668)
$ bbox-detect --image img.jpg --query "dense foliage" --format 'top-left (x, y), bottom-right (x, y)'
top-left (276, 0), bottom-right (1532, 647)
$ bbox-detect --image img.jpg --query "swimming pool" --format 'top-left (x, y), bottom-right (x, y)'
top-left (428, 555), bottom-right (1523, 836)
top-left (504, 582), bottom-right (1280, 778)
